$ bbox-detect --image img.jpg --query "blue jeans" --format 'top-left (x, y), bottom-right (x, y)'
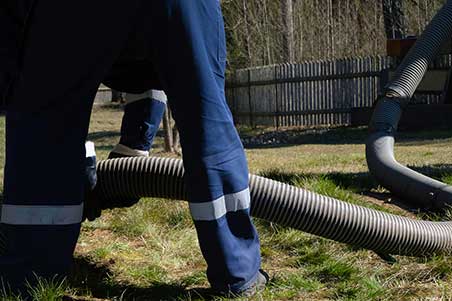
top-left (0, 0), bottom-right (261, 293)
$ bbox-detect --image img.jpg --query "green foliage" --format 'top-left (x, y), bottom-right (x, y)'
top-left (125, 265), bottom-right (167, 285)
top-left (0, 285), bottom-right (22, 301)
top-left (441, 173), bottom-right (452, 185)
top-left (311, 259), bottom-right (356, 283)
top-left (26, 276), bottom-right (72, 301)
top-left (107, 198), bottom-right (191, 237)
top-left (426, 256), bottom-right (452, 279)
top-left (180, 271), bottom-right (208, 287)
top-left (272, 273), bottom-right (323, 292)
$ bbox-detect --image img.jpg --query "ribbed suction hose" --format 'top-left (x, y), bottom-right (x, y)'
top-left (97, 156), bottom-right (452, 256)
top-left (367, 0), bottom-right (452, 209)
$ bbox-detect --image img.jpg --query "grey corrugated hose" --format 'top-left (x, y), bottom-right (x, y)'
top-left (93, 2), bottom-right (452, 259)
top-left (96, 156), bottom-right (452, 257)
top-left (367, 0), bottom-right (452, 209)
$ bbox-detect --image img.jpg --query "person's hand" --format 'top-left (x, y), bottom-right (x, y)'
top-left (83, 155), bottom-right (103, 221)
top-left (83, 188), bottom-right (103, 222)
top-left (82, 152), bottom-right (141, 222)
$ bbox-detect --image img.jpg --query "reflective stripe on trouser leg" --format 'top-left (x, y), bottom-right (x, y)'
top-left (0, 0), bottom-right (141, 292)
top-left (146, 0), bottom-right (261, 292)
top-left (119, 90), bottom-right (167, 152)
top-left (125, 90), bottom-right (167, 105)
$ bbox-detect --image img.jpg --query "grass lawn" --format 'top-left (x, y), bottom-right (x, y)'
top-left (2, 105), bottom-right (452, 300)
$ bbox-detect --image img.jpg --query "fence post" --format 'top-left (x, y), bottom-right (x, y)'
top-left (231, 70), bottom-right (238, 125)
top-left (379, 68), bottom-right (389, 98)
top-left (247, 69), bottom-right (254, 127)
top-left (275, 65), bottom-right (279, 129)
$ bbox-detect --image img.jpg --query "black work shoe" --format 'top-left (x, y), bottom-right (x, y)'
top-left (109, 144), bottom-right (150, 159)
top-left (107, 151), bottom-right (128, 159)
top-left (236, 269), bottom-right (269, 298)
top-left (214, 270), bottom-right (269, 298)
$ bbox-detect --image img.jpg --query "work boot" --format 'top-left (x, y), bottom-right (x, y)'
top-left (236, 270), bottom-right (269, 298)
top-left (109, 143), bottom-right (149, 159)
top-left (213, 269), bottom-right (269, 298)
top-left (108, 151), bottom-right (128, 159)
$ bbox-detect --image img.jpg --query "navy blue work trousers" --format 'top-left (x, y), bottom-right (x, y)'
top-left (0, 0), bottom-right (261, 294)
top-left (119, 92), bottom-right (167, 152)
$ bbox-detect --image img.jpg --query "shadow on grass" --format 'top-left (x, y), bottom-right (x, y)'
top-left (259, 169), bottom-right (376, 192)
top-left (259, 163), bottom-right (452, 215)
top-left (93, 104), bottom-right (124, 111)
top-left (92, 145), bottom-right (116, 154)
top-left (70, 257), bottom-right (216, 301)
top-left (241, 126), bottom-right (367, 148)
top-left (87, 129), bottom-right (167, 142)
top-left (87, 131), bottom-right (120, 141)
top-left (240, 126), bottom-right (452, 148)
top-left (260, 164), bottom-right (452, 191)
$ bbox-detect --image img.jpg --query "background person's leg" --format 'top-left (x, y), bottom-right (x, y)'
top-left (146, 0), bottom-right (262, 293)
top-left (110, 90), bottom-right (167, 158)
top-left (0, 0), bottom-right (140, 293)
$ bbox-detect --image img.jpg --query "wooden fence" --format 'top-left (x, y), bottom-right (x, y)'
top-left (93, 54), bottom-right (452, 127)
top-left (225, 55), bottom-right (452, 128)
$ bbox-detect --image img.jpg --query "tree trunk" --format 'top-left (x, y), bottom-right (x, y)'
top-left (242, 0), bottom-right (253, 65)
top-left (382, 0), bottom-right (406, 39)
top-left (281, 0), bottom-right (295, 62)
top-left (163, 108), bottom-right (174, 153)
top-left (172, 125), bottom-right (180, 154)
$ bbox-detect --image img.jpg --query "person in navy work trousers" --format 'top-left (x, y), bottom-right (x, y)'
top-left (109, 89), bottom-right (168, 159)
top-left (0, 0), bottom-right (267, 297)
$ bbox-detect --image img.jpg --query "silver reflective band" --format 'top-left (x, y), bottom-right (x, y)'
top-left (125, 89), bottom-right (167, 105)
top-left (1, 203), bottom-right (84, 225)
top-left (189, 188), bottom-right (250, 221)
top-left (225, 189), bottom-right (250, 212)
top-left (85, 141), bottom-right (96, 158)
top-left (151, 90), bottom-right (168, 104)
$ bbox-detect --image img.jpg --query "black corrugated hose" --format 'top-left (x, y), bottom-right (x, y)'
top-left (367, 0), bottom-right (452, 209)
top-left (97, 156), bottom-right (452, 257)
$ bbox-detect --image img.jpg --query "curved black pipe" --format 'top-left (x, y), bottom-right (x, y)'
top-left (97, 156), bottom-right (452, 256)
top-left (367, 0), bottom-right (452, 209)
